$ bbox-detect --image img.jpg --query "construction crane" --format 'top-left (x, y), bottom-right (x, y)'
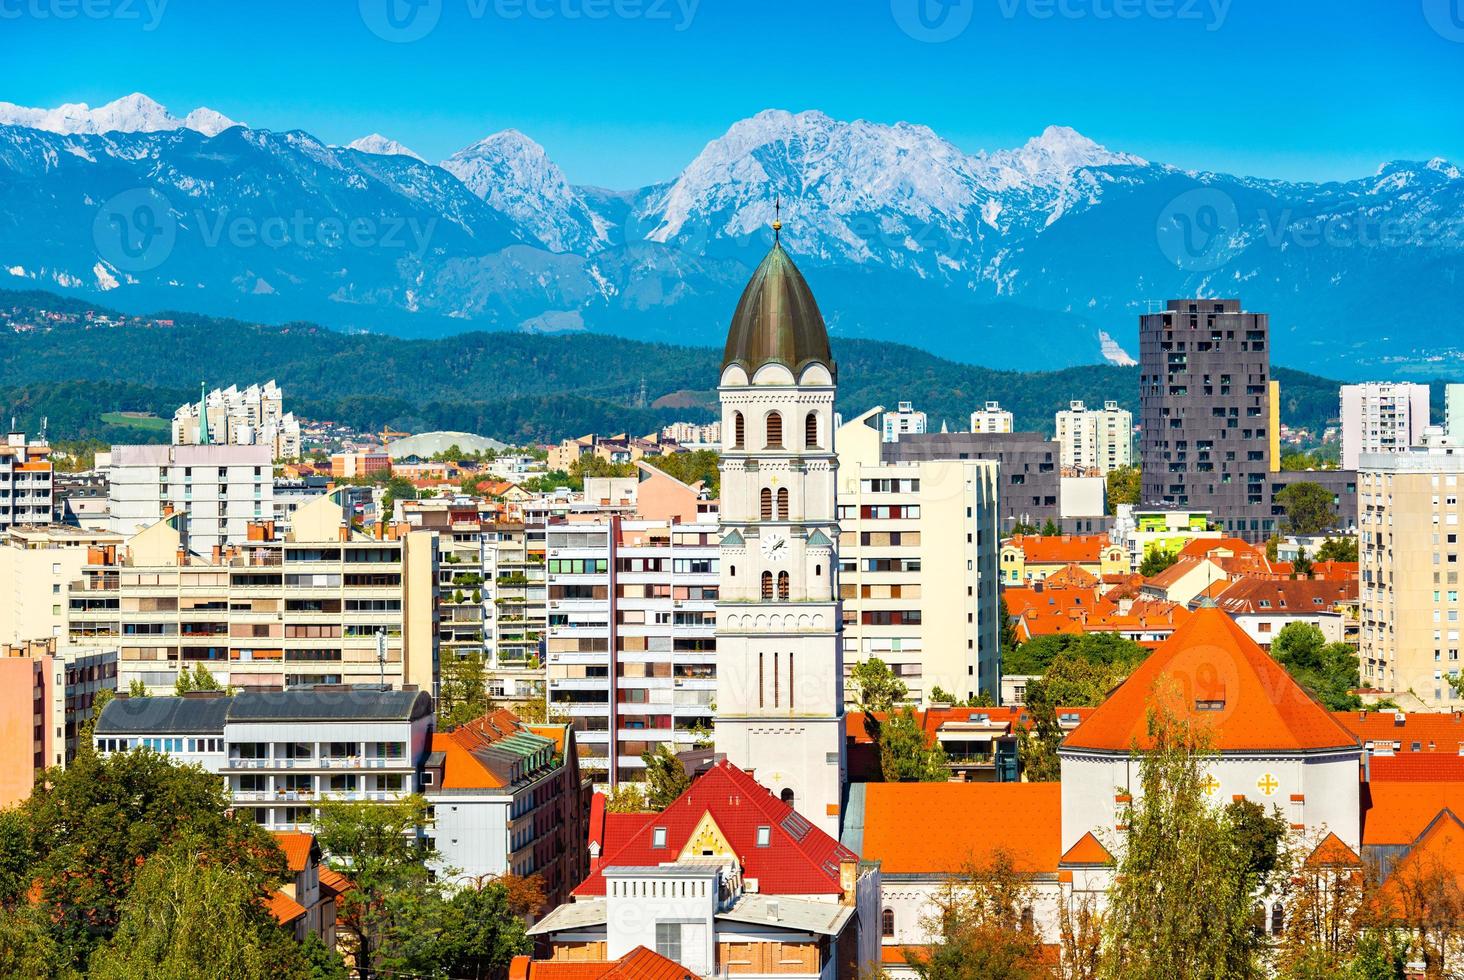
top-left (379, 426), bottom-right (410, 448)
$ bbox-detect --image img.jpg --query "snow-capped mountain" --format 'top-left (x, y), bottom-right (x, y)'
top-left (441, 130), bottom-right (611, 254)
top-left (0, 93), bottom-right (240, 136)
top-left (346, 133), bottom-right (424, 161)
top-left (1, 95), bottom-right (1462, 374)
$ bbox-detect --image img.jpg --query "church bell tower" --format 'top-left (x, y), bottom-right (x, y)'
top-left (714, 212), bottom-right (846, 838)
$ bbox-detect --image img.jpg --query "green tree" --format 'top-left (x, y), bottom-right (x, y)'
top-left (1292, 546), bottom-right (1314, 580)
top-left (20, 748), bottom-right (282, 970)
top-left (0, 903), bottom-right (69, 980)
top-left (1270, 622), bottom-right (1363, 711)
top-left (174, 663), bottom-right (226, 695)
top-left (642, 449), bottom-right (721, 497)
top-left (604, 783), bottom-right (647, 813)
top-left (128, 678), bottom-right (148, 697)
top-left (381, 880), bottom-right (530, 980)
top-left (313, 795), bottom-right (436, 980)
top-left (87, 834), bottom-right (307, 980)
top-left (1002, 631), bottom-right (1149, 676)
top-left (998, 596), bottom-right (1020, 660)
top-left (1139, 546), bottom-right (1178, 578)
top-left (929, 685), bottom-right (993, 708)
top-left (1041, 519), bottom-right (1061, 537)
top-left (297, 933), bottom-right (350, 980)
top-left (1106, 465), bottom-right (1142, 509)
top-left (437, 653), bottom-right (492, 729)
top-left (849, 657), bottom-right (909, 736)
top-left (0, 806), bottom-right (34, 906)
top-left (1276, 482), bottom-right (1337, 536)
top-left (1017, 653), bottom-right (1131, 782)
top-left (1316, 536), bottom-right (1359, 563)
top-left (641, 744), bottom-right (691, 811)
top-left (879, 707), bottom-right (949, 782)
top-left (1099, 693), bottom-right (1271, 980)
top-left (907, 849), bottom-right (1049, 980)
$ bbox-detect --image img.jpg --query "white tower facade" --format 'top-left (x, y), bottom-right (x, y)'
top-left (714, 238), bottom-right (846, 839)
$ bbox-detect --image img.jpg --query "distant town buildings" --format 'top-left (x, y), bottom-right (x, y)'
top-left (0, 429), bottom-right (54, 531)
top-left (1340, 382), bottom-right (1431, 470)
top-left (659, 420), bottom-right (721, 448)
top-left (881, 401), bottom-right (927, 443)
top-left (969, 400), bottom-right (1014, 434)
top-left (173, 381), bottom-right (301, 460)
top-left (1055, 399), bottom-right (1132, 474)
top-left (107, 443), bottom-right (276, 553)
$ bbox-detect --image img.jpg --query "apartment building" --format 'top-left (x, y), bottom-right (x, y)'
top-left (1447, 384), bottom-right (1464, 446)
top-left (0, 638), bottom-right (117, 805)
top-left (544, 515), bottom-right (719, 787)
top-left (173, 381), bottom-right (302, 460)
top-left (0, 430), bottom-right (54, 531)
top-left (881, 401), bottom-right (928, 443)
top-left (1055, 400), bottom-right (1132, 474)
top-left (970, 401), bottom-right (1014, 434)
top-left (0, 524), bottom-right (123, 644)
top-left (1341, 382), bottom-right (1431, 470)
top-left (108, 443), bottom-right (276, 553)
top-left (70, 492), bottom-right (438, 694)
top-left (837, 408), bottom-right (1002, 704)
top-left (1359, 436), bottom-right (1464, 705)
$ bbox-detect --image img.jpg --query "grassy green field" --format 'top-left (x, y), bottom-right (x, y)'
top-left (99, 412), bottom-right (170, 432)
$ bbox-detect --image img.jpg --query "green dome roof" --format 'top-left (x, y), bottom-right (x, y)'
top-left (722, 242), bottom-right (834, 380)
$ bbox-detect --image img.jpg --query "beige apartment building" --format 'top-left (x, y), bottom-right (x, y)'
top-left (836, 407), bottom-right (1002, 704)
top-left (68, 491), bottom-right (438, 694)
top-left (1055, 399), bottom-right (1132, 475)
top-left (1, 525), bottom-right (123, 645)
top-left (1359, 439), bottom-right (1464, 705)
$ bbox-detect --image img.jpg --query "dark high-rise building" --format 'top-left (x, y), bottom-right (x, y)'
top-left (1139, 299), bottom-right (1278, 540)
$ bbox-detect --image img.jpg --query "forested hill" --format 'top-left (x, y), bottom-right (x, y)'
top-left (0, 289), bottom-right (1344, 445)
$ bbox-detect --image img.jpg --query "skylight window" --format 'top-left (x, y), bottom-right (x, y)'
top-left (756, 826), bottom-right (771, 847)
top-left (652, 827), bottom-right (667, 848)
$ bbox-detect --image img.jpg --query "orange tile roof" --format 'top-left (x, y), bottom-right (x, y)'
top-left (1058, 832), bottom-right (1113, 867)
top-left (1369, 755), bottom-right (1464, 781)
top-left (1062, 608), bottom-right (1360, 754)
top-left (1007, 534), bottom-right (1114, 565)
top-left (1333, 710), bottom-right (1464, 751)
top-left (1361, 782), bottom-right (1464, 846)
top-left (1305, 832), bottom-right (1361, 867)
top-left (318, 867), bottom-right (352, 896)
top-left (880, 945), bottom-right (929, 966)
top-left (271, 831), bottom-right (314, 872)
top-left (1212, 578), bottom-right (1358, 615)
top-left (1376, 810), bottom-right (1464, 915)
top-left (265, 889), bottom-right (306, 924)
top-left (1045, 563), bottom-right (1100, 589)
top-left (1177, 537), bottom-right (1263, 562)
top-left (509, 946), bottom-right (701, 980)
top-left (433, 708), bottom-right (536, 790)
top-left (861, 783), bottom-right (1062, 875)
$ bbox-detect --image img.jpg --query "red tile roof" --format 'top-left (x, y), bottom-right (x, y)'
top-left (1305, 832), bottom-right (1362, 868)
top-left (1045, 564), bottom-right (1100, 589)
top-left (1212, 578), bottom-right (1357, 615)
top-left (434, 709), bottom-right (538, 789)
top-left (266, 889), bottom-right (307, 924)
top-left (860, 783), bottom-right (1062, 875)
top-left (1333, 710), bottom-right (1464, 752)
top-left (271, 832), bottom-right (314, 873)
top-left (1370, 754), bottom-right (1464, 782)
top-left (1058, 832), bottom-right (1113, 867)
top-left (318, 867), bottom-right (352, 896)
top-left (1062, 608), bottom-right (1360, 754)
top-left (1006, 534), bottom-right (1114, 566)
top-left (1361, 782), bottom-right (1464, 846)
top-left (509, 946), bottom-right (701, 980)
top-left (574, 759), bottom-right (855, 898)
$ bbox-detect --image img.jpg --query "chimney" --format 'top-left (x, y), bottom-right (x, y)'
top-left (839, 857), bottom-right (858, 907)
top-left (175, 546), bottom-right (186, 566)
top-left (338, 523), bottom-right (349, 542)
top-left (375, 520), bottom-right (385, 541)
top-left (767, 900), bottom-right (780, 922)
top-left (211, 544), bottom-right (222, 564)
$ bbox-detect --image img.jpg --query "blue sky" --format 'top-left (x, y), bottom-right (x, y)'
top-left (2, 0), bottom-right (1461, 188)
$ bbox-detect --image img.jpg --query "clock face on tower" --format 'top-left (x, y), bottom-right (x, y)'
top-left (761, 531), bottom-right (789, 563)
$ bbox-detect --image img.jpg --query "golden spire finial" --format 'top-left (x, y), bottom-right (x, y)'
top-left (772, 193), bottom-right (782, 243)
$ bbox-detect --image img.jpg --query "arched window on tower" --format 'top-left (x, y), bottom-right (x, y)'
top-left (760, 487), bottom-right (773, 520)
top-left (765, 411), bottom-right (783, 449)
top-left (881, 909), bottom-right (895, 938)
top-left (761, 571), bottom-right (774, 601)
top-left (805, 411), bottom-right (819, 449)
top-left (733, 411), bottom-right (746, 449)
top-left (780, 788), bottom-right (795, 808)
top-left (777, 571), bottom-right (790, 600)
top-left (776, 487), bottom-right (789, 520)
top-left (1270, 902), bottom-right (1284, 937)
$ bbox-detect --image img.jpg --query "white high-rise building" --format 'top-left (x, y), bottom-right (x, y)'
top-left (881, 401), bottom-right (927, 443)
top-left (107, 444), bottom-right (275, 553)
top-left (1445, 384), bottom-right (1464, 447)
top-left (714, 234), bottom-right (845, 839)
top-left (173, 381), bottom-right (301, 460)
top-left (1055, 399), bottom-right (1133, 474)
top-left (1340, 382), bottom-right (1431, 470)
top-left (970, 401), bottom-right (1014, 434)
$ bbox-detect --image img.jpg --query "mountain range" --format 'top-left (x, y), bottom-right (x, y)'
top-left (1, 94), bottom-right (1461, 376)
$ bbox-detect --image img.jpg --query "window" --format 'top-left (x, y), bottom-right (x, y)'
top-left (756, 826), bottom-right (771, 847)
top-left (805, 411), bottom-right (819, 449)
top-left (765, 412), bottom-right (783, 449)
top-left (733, 411), bottom-right (745, 449)
top-left (761, 487), bottom-right (773, 520)
top-left (652, 827), bottom-right (667, 849)
top-left (761, 571), bottom-right (774, 601)
top-left (776, 487), bottom-right (789, 520)
top-left (777, 571), bottom-right (790, 601)
top-left (881, 908), bottom-right (895, 938)
top-left (655, 923), bottom-right (682, 961)
top-left (780, 787), bottom-right (795, 807)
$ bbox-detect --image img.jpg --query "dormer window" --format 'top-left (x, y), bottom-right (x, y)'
top-left (756, 826), bottom-right (771, 847)
top-left (652, 827), bottom-right (667, 849)
top-left (1195, 699), bottom-right (1226, 712)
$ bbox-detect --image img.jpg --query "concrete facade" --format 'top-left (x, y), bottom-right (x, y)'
top-left (108, 443), bottom-right (276, 553)
top-left (1055, 400), bottom-right (1133, 474)
top-left (1341, 382), bottom-right (1431, 471)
